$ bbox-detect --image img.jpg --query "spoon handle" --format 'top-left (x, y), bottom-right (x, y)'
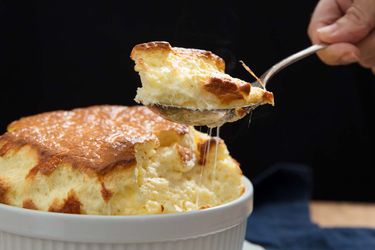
top-left (260, 44), bottom-right (327, 86)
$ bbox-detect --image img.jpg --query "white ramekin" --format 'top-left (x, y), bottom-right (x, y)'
top-left (0, 177), bottom-right (253, 250)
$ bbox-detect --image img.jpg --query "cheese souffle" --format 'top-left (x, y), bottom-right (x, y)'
top-left (131, 41), bottom-right (274, 111)
top-left (0, 106), bottom-right (243, 215)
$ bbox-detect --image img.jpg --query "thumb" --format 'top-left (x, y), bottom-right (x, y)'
top-left (317, 0), bottom-right (375, 43)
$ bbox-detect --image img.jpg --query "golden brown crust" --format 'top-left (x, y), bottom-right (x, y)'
top-left (49, 190), bottom-right (82, 214)
top-left (23, 199), bottom-right (38, 210)
top-left (176, 144), bottom-right (194, 164)
top-left (26, 155), bottom-right (61, 178)
top-left (131, 41), bottom-right (225, 72)
top-left (100, 183), bottom-right (113, 202)
top-left (0, 177), bottom-right (9, 204)
top-left (0, 140), bottom-right (25, 157)
top-left (0, 106), bottom-right (189, 176)
top-left (262, 91), bottom-right (275, 105)
top-left (0, 142), bottom-right (11, 157)
top-left (130, 41), bottom-right (172, 58)
top-left (203, 77), bottom-right (251, 104)
top-left (197, 138), bottom-right (220, 165)
top-left (199, 205), bottom-right (211, 210)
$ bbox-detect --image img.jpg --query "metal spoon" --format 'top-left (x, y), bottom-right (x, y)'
top-left (149, 44), bottom-right (327, 127)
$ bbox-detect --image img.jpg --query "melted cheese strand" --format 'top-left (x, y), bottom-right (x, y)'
top-left (212, 126), bottom-right (220, 188)
top-left (240, 60), bottom-right (265, 88)
top-left (196, 128), bottom-right (213, 208)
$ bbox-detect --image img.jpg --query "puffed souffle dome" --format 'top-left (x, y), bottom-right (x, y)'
top-left (0, 106), bottom-right (244, 215)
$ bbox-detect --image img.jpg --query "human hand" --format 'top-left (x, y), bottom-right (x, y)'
top-left (308, 0), bottom-right (375, 73)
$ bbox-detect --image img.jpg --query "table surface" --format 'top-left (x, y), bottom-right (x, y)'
top-left (243, 241), bottom-right (264, 250)
top-left (310, 201), bottom-right (375, 228)
top-left (245, 201), bottom-right (375, 250)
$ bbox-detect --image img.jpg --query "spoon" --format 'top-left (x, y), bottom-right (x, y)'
top-left (149, 44), bottom-right (327, 127)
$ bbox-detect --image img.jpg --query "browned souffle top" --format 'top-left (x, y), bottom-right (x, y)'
top-left (0, 106), bottom-right (188, 174)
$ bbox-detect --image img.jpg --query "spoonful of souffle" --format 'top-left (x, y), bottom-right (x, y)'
top-left (131, 41), bottom-right (326, 127)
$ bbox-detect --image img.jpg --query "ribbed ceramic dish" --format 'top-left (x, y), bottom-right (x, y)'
top-left (0, 177), bottom-right (253, 250)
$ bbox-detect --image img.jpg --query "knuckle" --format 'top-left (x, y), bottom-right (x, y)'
top-left (346, 5), bottom-right (374, 34)
top-left (307, 22), bottom-right (318, 41)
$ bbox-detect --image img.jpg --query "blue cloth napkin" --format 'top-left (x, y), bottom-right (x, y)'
top-left (245, 163), bottom-right (375, 250)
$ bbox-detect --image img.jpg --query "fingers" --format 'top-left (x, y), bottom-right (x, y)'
top-left (317, 43), bottom-right (360, 65)
top-left (335, 0), bottom-right (354, 13)
top-left (317, 0), bottom-right (375, 43)
top-left (317, 30), bottom-right (375, 69)
top-left (308, 0), bottom-right (343, 43)
top-left (308, 0), bottom-right (375, 67)
top-left (357, 29), bottom-right (375, 69)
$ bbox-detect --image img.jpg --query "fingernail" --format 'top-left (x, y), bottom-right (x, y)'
top-left (341, 52), bottom-right (359, 64)
top-left (317, 24), bottom-right (338, 34)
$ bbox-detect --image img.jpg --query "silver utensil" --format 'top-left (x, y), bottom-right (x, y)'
top-left (150, 44), bottom-right (327, 127)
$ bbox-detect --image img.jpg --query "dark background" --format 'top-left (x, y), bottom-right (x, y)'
top-left (1, 0), bottom-right (374, 201)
